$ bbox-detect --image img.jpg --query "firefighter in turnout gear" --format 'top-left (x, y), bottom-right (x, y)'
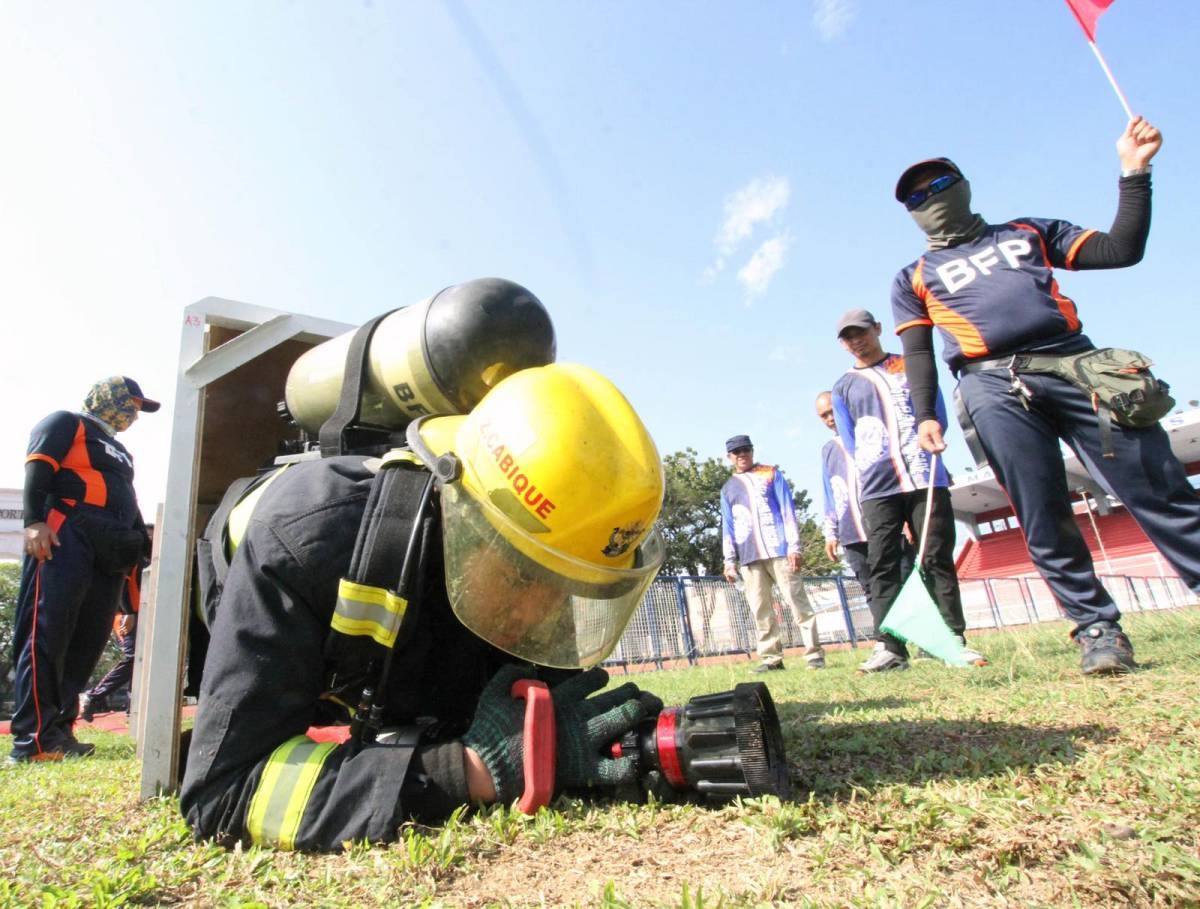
top-left (180, 363), bottom-right (667, 851)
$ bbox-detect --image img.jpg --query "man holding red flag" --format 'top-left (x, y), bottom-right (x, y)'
top-left (888, 116), bottom-right (1200, 677)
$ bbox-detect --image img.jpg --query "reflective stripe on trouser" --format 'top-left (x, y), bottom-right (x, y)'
top-left (9, 521), bottom-right (124, 754)
top-left (247, 736), bottom-right (339, 849)
top-left (960, 369), bottom-right (1200, 627)
top-left (740, 557), bottom-right (822, 662)
top-left (331, 579), bottom-right (408, 647)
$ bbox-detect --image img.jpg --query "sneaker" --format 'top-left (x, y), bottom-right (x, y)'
top-left (858, 642), bottom-right (909, 673)
top-left (6, 741), bottom-right (94, 764)
top-left (1077, 621), bottom-right (1136, 675)
top-left (752, 661), bottom-right (785, 673)
top-left (6, 750), bottom-right (61, 765)
top-left (954, 636), bottom-right (988, 667)
top-left (79, 693), bottom-right (99, 723)
top-left (806, 656), bottom-right (826, 670)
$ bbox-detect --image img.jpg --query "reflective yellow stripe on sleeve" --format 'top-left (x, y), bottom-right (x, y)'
top-left (246, 735), bottom-right (338, 850)
top-left (331, 579), bottom-right (408, 647)
top-left (227, 464), bottom-right (291, 554)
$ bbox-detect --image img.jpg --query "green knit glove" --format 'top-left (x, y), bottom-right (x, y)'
top-left (461, 664), bottom-right (533, 804)
top-left (551, 668), bottom-right (664, 790)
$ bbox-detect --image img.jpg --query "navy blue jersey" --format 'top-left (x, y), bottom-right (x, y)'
top-left (820, 437), bottom-right (867, 546)
top-left (26, 411), bottom-right (139, 521)
top-left (891, 218), bottom-right (1097, 373)
top-left (831, 354), bottom-right (950, 502)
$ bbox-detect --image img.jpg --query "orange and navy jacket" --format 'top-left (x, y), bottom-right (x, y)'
top-left (26, 411), bottom-right (139, 526)
top-left (890, 217), bottom-right (1096, 375)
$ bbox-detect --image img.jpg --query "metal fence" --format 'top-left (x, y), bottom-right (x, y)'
top-left (603, 572), bottom-right (1195, 671)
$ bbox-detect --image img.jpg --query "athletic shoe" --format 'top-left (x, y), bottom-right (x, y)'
top-left (1077, 621), bottom-right (1136, 675)
top-left (752, 661), bottom-right (785, 673)
top-left (6, 741), bottom-right (95, 764)
top-left (79, 693), bottom-right (101, 722)
top-left (806, 656), bottom-right (826, 670)
top-left (954, 635), bottom-right (988, 667)
top-left (858, 642), bottom-right (909, 673)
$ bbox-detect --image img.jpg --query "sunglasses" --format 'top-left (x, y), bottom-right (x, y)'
top-left (904, 173), bottom-right (960, 211)
top-left (730, 446), bottom-right (753, 455)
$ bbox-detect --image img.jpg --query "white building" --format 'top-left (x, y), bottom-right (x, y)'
top-left (0, 488), bottom-right (21, 562)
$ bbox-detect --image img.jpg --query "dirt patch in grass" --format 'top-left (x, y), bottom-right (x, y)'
top-left (436, 810), bottom-right (796, 907)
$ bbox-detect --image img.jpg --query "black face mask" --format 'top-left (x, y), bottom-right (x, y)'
top-left (908, 179), bottom-right (986, 250)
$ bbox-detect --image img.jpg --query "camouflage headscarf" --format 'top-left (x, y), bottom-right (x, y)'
top-left (83, 376), bottom-right (142, 433)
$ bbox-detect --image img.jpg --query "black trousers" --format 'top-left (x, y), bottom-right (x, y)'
top-left (10, 521), bottom-right (124, 755)
top-left (960, 368), bottom-right (1200, 631)
top-left (861, 488), bottom-right (965, 656)
top-left (86, 630), bottom-right (136, 703)
top-left (843, 538), bottom-right (916, 610)
top-left (842, 542), bottom-right (872, 605)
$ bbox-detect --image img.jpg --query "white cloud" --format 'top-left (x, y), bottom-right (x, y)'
top-left (737, 233), bottom-right (790, 301)
top-left (704, 175), bottom-right (790, 282)
top-left (716, 175), bottom-right (790, 255)
top-left (812, 0), bottom-right (856, 41)
top-left (768, 344), bottom-right (806, 364)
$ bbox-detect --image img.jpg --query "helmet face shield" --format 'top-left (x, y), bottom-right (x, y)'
top-left (440, 482), bottom-right (664, 668)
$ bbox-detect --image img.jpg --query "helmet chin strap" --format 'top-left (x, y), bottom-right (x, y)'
top-left (406, 415), bottom-right (462, 485)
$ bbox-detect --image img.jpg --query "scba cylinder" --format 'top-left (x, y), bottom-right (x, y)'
top-left (284, 278), bottom-right (556, 435)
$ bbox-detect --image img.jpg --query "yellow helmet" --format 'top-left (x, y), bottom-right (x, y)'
top-left (412, 363), bottom-right (665, 668)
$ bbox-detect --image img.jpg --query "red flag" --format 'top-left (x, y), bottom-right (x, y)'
top-left (1066, 0), bottom-right (1115, 42)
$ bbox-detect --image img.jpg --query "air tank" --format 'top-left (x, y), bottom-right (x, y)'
top-left (284, 278), bottom-right (556, 435)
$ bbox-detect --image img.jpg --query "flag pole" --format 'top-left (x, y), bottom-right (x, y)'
top-left (1087, 39), bottom-right (1134, 119)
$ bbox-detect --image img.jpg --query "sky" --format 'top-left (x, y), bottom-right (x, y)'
top-left (2, 0), bottom-right (1198, 526)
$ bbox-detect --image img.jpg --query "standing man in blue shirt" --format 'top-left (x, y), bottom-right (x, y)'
top-left (832, 311), bottom-right (985, 672)
top-left (720, 435), bottom-right (824, 672)
top-left (816, 391), bottom-right (915, 616)
top-left (891, 116), bottom-right (1200, 675)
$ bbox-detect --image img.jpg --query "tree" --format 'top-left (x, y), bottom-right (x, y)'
top-left (656, 449), bottom-right (841, 577)
top-left (657, 448), bottom-right (729, 575)
top-left (0, 561), bottom-right (19, 707)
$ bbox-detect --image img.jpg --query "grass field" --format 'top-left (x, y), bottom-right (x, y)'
top-left (3, 608), bottom-right (1199, 908)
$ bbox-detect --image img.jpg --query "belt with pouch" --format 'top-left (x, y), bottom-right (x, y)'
top-left (957, 352), bottom-right (1077, 377)
top-left (954, 351), bottom-right (1070, 469)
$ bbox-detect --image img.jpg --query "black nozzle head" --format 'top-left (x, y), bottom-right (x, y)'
top-left (729, 682), bottom-right (792, 801)
top-left (628, 681), bottom-right (793, 804)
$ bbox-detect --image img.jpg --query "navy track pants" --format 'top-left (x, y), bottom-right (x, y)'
top-left (9, 520), bottom-right (125, 756)
top-left (959, 368), bottom-right (1200, 630)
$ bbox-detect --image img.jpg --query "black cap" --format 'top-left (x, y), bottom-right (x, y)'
top-left (726, 434), bottom-right (753, 453)
top-left (118, 376), bottom-right (161, 412)
top-left (894, 157), bottom-right (963, 203)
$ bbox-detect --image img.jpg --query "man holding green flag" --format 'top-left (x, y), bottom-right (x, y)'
top-left (831, 310), bottom-right (985, 672)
